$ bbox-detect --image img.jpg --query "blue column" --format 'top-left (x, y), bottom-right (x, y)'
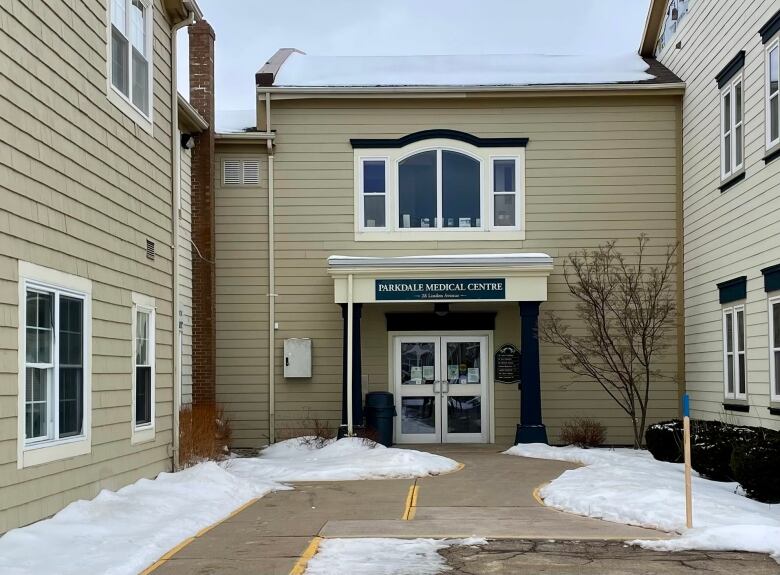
top-left (515, 301), bottom-right (548, 444)
top-left (339, 303), bottom-right (363, 427)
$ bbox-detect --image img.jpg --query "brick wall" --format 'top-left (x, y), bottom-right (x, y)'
top-left (189, 20), bottom-right (216, 404)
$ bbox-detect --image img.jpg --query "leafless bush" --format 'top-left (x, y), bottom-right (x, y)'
top-left (179, 402), bottom-right (232, 467)
top-left (559, 418), bottom-right (607, 448)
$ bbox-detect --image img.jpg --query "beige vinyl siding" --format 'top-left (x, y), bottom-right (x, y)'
top-left (0, 1), bottom-right (177, 531)
top-left (215, 146), bottom-right (271, 447)
top-left (658, 0), bottom-right (780, 428)
top-left (179, 146), bottom-right (193, 404)
top-left (215, 95), bottom-right (681, 447)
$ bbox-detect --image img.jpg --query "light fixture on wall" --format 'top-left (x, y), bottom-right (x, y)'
top-left (180, 133), bottom-right (196, 149)
top-left (434, 303), bottom-right (450, 317)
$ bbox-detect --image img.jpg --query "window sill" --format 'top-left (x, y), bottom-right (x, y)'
top-left (722, 402), bottom-right (750, 413)
top-left (107, 88), bottom-right (153, 136)
top-left (718, 170), bottom-right (745, 193)
top-left (131, 425), bottom-right (155, 445)
top-left (355, 229), bottom-right (526, 242)
top-left (19, 436), bottom-right (91, 469)
top-left (764, 144), bottom-right (780, 164)
top-left (769, 407), bottom-right (780, 416)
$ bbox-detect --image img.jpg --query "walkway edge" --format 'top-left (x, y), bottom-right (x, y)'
top-left (289, 536), bottom-right (323, 575)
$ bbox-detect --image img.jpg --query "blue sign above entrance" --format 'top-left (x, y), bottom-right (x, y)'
top-left (375, 279), bottom-right (506, 301)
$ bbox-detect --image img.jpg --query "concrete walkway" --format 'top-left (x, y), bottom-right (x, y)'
top-left (149, 444), bottom-right (669, 574)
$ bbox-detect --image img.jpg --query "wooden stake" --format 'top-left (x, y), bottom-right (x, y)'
top-left (683, 393), bottom-right (693, 528)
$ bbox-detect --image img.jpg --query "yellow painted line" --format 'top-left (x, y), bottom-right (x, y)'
top-left (288, 536), bottom-right (323, 575)
top-left (138, 496), bottom-right (261, 574)
top-left (407, 483), bottom-right (420, 520)
top-left (532, 482), bottom-right (548, 507)
top-left (401, 483), bottom-right (416, 520)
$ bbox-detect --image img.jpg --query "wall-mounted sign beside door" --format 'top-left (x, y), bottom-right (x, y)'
top-left (495, 343), bottom-right (521, 386)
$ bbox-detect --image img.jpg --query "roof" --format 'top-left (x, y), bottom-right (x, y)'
top-left (177, 94), bottom-right (208, 133)
top-left (640, 0), bottom-right (666, 57)
top-left (256, 50), bottom-right (682, 91)
top-left (215, 109), bottom-right (255, 134)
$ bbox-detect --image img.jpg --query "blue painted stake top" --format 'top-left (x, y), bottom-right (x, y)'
top-left (682, 393), bottom-right (690, 418)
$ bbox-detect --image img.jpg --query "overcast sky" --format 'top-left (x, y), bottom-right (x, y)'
top-left (177, 0), bottom-right (651, 111)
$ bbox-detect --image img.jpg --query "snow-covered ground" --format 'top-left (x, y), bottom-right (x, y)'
top-left (0, 438), bottom-right (458, 575)
top-left (305, 537), bottom-right (486, 575)
top-left (506, 443), bottom-right (780, 562)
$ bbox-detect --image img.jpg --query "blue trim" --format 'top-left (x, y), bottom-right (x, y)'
top-left (515, 301), bottom-right (548, 444)
top-left (682, 394), bottom-right (690, 418)
top-left (351, 129), bottom-right (529, 149)
top-left (761, 263), bottom-right (780, 292)
top-left (760, 9), bottom-right (780, 44)
top-left (717, 276), bottom-right (747, 304)
top-left (715, 51), bottom-right (745, 88)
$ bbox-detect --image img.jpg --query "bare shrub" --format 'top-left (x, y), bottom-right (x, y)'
top-left (179, 402), bottom-right (232, 467)
top-left (277, 416), bottom-right (336, 449)
top-left (559, 418), bottom-right (607, 448)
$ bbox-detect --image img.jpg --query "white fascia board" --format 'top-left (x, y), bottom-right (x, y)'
top-left (327, 253), bottom-right (553, 271)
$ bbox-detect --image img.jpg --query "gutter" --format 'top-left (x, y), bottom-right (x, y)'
top-left (170, 9), bottom-right (197, 470)
top-left (265, 92), bottom-right (277, 445)
top-left (215, 132), bottom-right (275, 144)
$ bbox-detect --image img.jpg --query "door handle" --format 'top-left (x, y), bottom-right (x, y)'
top-left (433, 380), bottom-right (440, 394)
top-left (441, 379), bottom-right (449, 395)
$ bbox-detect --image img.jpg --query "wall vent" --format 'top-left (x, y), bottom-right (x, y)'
top-left (223, 158), bottom-right (261, 186)
top-left (146, 239), bottom-right (155, 260)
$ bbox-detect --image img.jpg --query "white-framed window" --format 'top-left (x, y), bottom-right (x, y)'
top-left (17, 261), bottom-right (92, 469)
top-left (359, 158), bottom-right (389, 230)
top-left (721, 72), bottom-right (744, 180)
top-left (766, 37), bottom-right (780, 151)
top-left (770, 296), bottom-right (780, 402)
top-left (723, 304), bottom-right (747, 400)
top-left (131, 293), bottom-right (155, 444)
top-left (108, 0), bottom-right (153, 126)
top-left (353, 139), bottom-right (525, 241)
top-left (223, 158), bottom-right (261, 186)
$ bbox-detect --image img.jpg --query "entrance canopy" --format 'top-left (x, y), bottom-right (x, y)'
top-left (327, 253), bottom-right (554, 304)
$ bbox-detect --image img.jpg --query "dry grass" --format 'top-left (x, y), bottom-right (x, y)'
top-left (559, 418), bottom-right (607, 448)
top-left (179, 402), bottom-right (232, 467)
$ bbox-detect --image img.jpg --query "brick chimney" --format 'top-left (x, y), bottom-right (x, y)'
top-left (189, 20), bottom-right (216, 405)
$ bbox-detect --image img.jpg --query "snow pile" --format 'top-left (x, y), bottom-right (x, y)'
top-left (228, 437), bottom-right (460, 482)
top-left (0, 463), bottom-right (283, 575)
top-left (506, 444), bottom-right (780, 561)
top-left (305, 537), bottom-right (486, 575)
top-left (274, 52), bottom-right (654, 87)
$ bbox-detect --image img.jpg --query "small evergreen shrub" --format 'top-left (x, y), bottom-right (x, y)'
top-left (731, 433), bottom-right (780, 503)
top-left (559, 418), bottom-right (606, 448)
top-left (645, 419), bottom-right (683, 462)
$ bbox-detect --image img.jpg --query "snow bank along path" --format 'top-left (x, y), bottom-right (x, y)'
top-left (0, 438), bottom-right (459, 575)
top-left (506, 444), bottom-right (780, 562)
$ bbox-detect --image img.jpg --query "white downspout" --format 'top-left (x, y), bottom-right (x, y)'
top-left (170, 10), bottom-right (195, 469)
top-left (347, 274), bottom-right (354, 436)
top-left (266, 92), bottom-right (276, 444)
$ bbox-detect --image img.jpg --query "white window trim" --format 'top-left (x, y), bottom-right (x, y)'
top-left (358, 157), bottom-right (390, 232)
top-left (353, 138), bottom-right (526, 242)
top-left (106, 0), bottom-right (154, 133)
top-left (722, 304), bottom-right (747, 401)
top-left (131, 292), bottom-right (156, 445)
top-left (765, 36), bottom-right (780, 152)
top-left (720, 71), bottom-right (744, 181)
top-left (489, 155), bottom-right (523, 230)
top-left (17, 261), bottom-right (92, 469)
top-left (769, 295), bottom-right (780, 402)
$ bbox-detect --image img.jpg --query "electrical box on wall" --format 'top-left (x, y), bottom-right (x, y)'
top-left (284, 338), bottom-right (312, 378)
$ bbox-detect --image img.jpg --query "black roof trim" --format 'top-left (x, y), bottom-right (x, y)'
top-left (717, 276), bottom-right (747, 304)
top-left (759, 9), bottom-right (780, 44)
top-left (351, 129), bottom-right (529, 149)
top-left (761, 263), bottom-right (780, 292)
top-left (715, 51), bottom-right (745, 88)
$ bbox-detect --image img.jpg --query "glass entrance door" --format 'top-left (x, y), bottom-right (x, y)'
top-left (394, 335), bottom-right (488, 444)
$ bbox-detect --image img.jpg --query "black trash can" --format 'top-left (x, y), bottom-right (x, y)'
top-left (365, 391), bottom-right (396, 447)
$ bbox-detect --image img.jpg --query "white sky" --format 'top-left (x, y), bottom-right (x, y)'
top-left (177, 0), bottom-right (651, 111)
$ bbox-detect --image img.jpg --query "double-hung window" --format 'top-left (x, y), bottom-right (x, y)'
top-left (766, 38), bottom-right (780, 152)
top-left (354, 133), bottom-right (526, 240)
top-left (721, 73), bottom-right (744, 180)
top-left (770, 296), bottom-right (780, 402)
top-left (723, 305), bottom-right (747, 400)
top-left (18, 262), bottom-right (91, 468)
top-left (131, 293), bottom-right (155, 444)
top-left (109, 0), bottom-right (152, 121)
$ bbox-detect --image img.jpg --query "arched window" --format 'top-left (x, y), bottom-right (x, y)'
top-left (354, 132), bottom-right (525, 239)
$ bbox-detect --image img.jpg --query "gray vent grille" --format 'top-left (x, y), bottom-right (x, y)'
top-left (146, 239), bottom-right (155, 260)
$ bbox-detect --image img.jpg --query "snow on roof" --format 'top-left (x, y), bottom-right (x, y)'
top-left (273, 52), bottom-right (654, 88)
top-left (215, 109), bottom-right (256, 133)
